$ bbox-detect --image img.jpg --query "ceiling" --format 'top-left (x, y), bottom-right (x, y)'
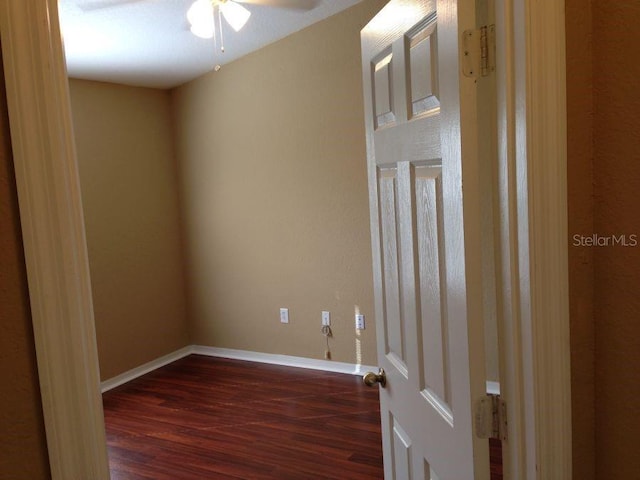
top-left (58, 0), bottom-right (363, 89)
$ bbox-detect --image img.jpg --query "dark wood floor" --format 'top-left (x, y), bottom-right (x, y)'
top-left (103, 355), bottom-right (384, 479)
top-left (103, 354), bottom-right (502, 479)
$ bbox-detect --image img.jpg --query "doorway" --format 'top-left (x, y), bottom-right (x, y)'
top-left (0, 0), bottom-right (571, 477)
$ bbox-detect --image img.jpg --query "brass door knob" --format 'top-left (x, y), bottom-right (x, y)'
top-left (363, 368), bottom-right (386, 388)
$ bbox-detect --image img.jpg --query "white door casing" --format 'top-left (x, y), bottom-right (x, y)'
top-left (361, 0), bottom-right (490, 478)
top-left (0, 0), bottom-right (110, 478)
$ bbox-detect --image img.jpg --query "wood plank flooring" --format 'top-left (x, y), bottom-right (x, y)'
top-left (103, 355), bottom-right (383, 479)
top-left (103, 354), bottom-right (502, 479)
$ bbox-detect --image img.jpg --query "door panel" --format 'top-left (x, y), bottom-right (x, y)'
top-left (391, 417), bottom-right (413, 478)
top-left (379, 168), bottom-right (408, 372)
top-left (414, 165), bottom-right (448, 405)
top-left (362, 0), bottom-right (489, 478)
top-left (408, 17), bottom-right (439, 117)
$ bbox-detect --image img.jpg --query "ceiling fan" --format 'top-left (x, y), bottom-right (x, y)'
top-left (185, 0), bottom-right (319, 55)
top-left (76, 0), bottom-right (320, 58)
top-left (187, 0), bottom-right (319, 39)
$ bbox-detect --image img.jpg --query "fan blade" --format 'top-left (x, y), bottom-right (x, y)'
top-left (235, 0), bottom-right (321, 11)
top-left (187, 0), bottom-right (215, 38)
top-left (220, 1), bottom-right (251, 31)
top-left (78, 0), bottom-right (150, 12)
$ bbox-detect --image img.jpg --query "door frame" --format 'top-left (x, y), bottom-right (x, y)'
top-left (0, 1), bottom-right (110, 478)
top-left (0, 0), bottom-right (570, 478)
top-left (493, 0), bottom-right (571, 477)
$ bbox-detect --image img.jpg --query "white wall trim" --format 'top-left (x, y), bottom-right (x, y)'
top-left (0, 1), bottom-right (110, 478)
top-left (101, 346), bottom-right (195, 393)
top-left (101, 346), bottom-right (376, 393)
top-left (193, 346), bottom-right (378, 376)
top-left (497, 0), bottom-right (572, 478)
top-left (494, 0), bottom-right (531, 476)
top-left (518, 0), bottom-right (572, 476)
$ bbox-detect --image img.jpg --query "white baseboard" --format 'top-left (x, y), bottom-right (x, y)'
top-left (193, 345), bottom-right (377, 376)
top-left (101, 345), bottom-right (194, 392)
top-left (101, 345), bottom-right (376, 392)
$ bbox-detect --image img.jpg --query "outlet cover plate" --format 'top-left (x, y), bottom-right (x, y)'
top-left (322, 311), bottom-right (331, 326)
top-left (355, 314), bottom-right (365, 330)
top-left (280, 308), bottom-right (289, 324)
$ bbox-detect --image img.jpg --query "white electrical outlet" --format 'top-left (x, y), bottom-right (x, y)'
top-left (355, 314), bottom-right (365, 330)
top-left (280, 308), bottom-right (289, 324)
top-left (322, 311), bottom-right (331, 326)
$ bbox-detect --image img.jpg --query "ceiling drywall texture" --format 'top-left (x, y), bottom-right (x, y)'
top-left (59, 0), bottom-right (363, 89)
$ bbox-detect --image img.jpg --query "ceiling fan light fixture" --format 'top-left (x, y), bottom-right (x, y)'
top-left (220, 0), bottom-right (251, 32)
top-left (187, 0), bottom-right (215, 38)
top-left (190, 21), bottom-right (215, 39)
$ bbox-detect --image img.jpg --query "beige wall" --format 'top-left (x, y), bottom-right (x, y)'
top-left (591, 1), bottom-right (640, 478)
top-left (566, 0), bottom-right (595, 477)
top-left (172, 1), bottom-right (387, 366)
top-left (69, 79), bottom-right (189, 380)
top-left (0, 51), bottom-right (51, 479)
top-left (567, 0), bottom-right (640, 478)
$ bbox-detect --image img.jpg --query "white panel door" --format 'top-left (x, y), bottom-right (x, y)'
top-left (361, 1), bottom-right (490, 478)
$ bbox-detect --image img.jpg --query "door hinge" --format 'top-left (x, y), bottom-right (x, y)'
top-left (462, 24), bottom-right (496, 78)
top-left (474, 393), bottom-right (507, 440)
